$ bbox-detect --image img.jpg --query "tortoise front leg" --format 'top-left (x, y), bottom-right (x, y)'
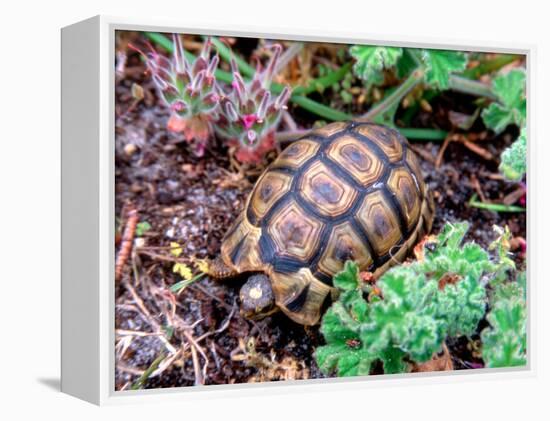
top-left (208, 256), bottom-right (239, 280)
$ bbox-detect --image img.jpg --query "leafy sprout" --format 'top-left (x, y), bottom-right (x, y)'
top-left (499, 127), bottom-right (527, 181)
top-left (421, 49), bottom-right (468, 89)
top-left (350, 46), bottom-right (467, 90)
top-left (349, 46), bottom-right (403, 88)
top-left (482, 69), bottom-right (527, 134)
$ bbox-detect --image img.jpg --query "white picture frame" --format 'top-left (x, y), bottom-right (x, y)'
top-left (61, 15), bottom-right (535, 405)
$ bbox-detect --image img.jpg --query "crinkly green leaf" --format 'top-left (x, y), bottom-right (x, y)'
top-left (315, 344), bottom-right (348, 375)
top-left (437, 221), bottom-right (469, 249)
top-left (350, 45), bottom-right (403, 86)
top-left (380, 347), bottom-right (408, 374)
top-left (320, 303), bottom-right (360, 344)
top-left (315, 342), bottom-right (374, 377)
top-left (500, 128), bottom-right (527, 180)
top-left (421, 50), bottom-right (468, 89)
top-left (482, 69), bottom-right (526, 134)
top-left (316, 221), bottom-right (499, 377)
top-left (493, 69), bottom-right (527, 110)
top-left (339, 290), bottom-right (370, 323)
top-left (396, 49), bottom-right (419, 78)
top-left (419, 222), bottom-right (493, 282)
top-left (481, 290), bottom-right (527, 368)
top-left (361, 267), bottom-right (442, 363)
top-left (337, 349), bottom-right (373, 376)
top-left (333, 260), bottom-right (361, 291)
top-left (436, 276), bottom-right (487, 338)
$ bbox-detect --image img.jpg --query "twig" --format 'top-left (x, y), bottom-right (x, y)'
top-left (502, 186), bottom-right (526, 206)
top-left (275, 129), bottom-right (309, 143)
top-left (116, 329), bottom-right (166, 338)
top-left (209, 341), bottom-right (222, 371)
top-left (137, 249), bottom-right (191, 265)
top-left (191, 282), bottom-right (233, 311)
top-left (274, 42), bottom-right (304, 75)
top-left (281, 110), bottom-right (298, 131)
top-left (470, 175), bottom-right (487, 203)
top-left (183, 330), bottom-right (209, 385)
top-left (195, 300), bottom-right (237, 343)
top-left (117, 363), bottom-right (145, 376)
top-left (122, 279), bottom-right (177, 355)
top-left (115, 204), bottom-right (139, 282)
top-left (150, 348), bottom-right (184, 378)
top-left (409, 144), bottom-right (436, 165)
top-left (436, 135), bottom-right (453, 169)
top-left (460, 139), bottom-right (494, 161)
top-left (189, 344), bottom-right (203, 386)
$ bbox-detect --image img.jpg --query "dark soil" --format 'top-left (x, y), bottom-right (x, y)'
top-left (114, 40), bottom-right (526, 390)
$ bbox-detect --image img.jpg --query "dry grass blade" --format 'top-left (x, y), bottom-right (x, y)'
top-left (130, 354), bottom-right (166, 390)
top-left (122, 279), bottom-right (177, 355)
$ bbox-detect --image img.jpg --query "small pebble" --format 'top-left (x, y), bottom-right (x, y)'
top-left (124, 143), bottom-right (138, 156)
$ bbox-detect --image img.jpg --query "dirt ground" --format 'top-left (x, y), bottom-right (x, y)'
top-left (114, 42), bottom-right (526, 390)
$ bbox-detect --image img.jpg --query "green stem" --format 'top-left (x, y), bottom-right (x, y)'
top-left (170, 272), bottom-right (206, 294)
top-left (276, 127), bottom-right (447, 143)
top-left (462, 54), bottom-right (522, 80)
top-left (291, 96), bottom-right (352, 121)
top-left (468, 195), bottom-right (525, 213)
top-left (130, 354), bottom-right (165, 390)
top-left (362, 68), bottom-right (425, 122)
top-left (399, 128), bottom-right (448, 140)
top-left (448, 75), bottom-right (496, 100)
top-left (291, 63), bottom-right (353, 96)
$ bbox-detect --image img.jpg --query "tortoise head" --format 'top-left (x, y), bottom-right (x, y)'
top-left (239, 274), bottom-right (277, 320)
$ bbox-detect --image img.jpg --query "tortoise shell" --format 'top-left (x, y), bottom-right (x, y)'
top-left (221, 121), bottom-right (434, 325)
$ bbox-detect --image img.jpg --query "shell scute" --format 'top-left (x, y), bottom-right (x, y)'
top-left (353, 123), bottom-right (404, 163)
top-left (299, 160), bottom-right (357, 217)
top-left (326, 134), bottom-right (384, 186)
top-left (267, 200), bottom-right (323, 262)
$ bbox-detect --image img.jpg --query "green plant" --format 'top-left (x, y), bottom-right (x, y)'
top-left (481, 272), bottom-right (527, 368)
top-left (481, 227), bottom-right (527, 368)
top-left (351, 46), bottom-right (527, 182)
top-left (420, 49), bottom-right (468, 90)
top-left (130, 35), bottom-right (221, 156)
top-left (135, 221), bottom-right (152, 237)
top-left (482, 69), bottom-right (526, 135)
top-left (351, 47), bottom-right (483, 127)
top-left (214, 45), bottom-right (292, 163)
top-left (315, 222), bottom-right (492, 377)
top-left (349, 46), bottom-right (403, 89)
top-left (350, 47), bottom-right (468, 91)
top-left (499, 127), bottom-right (527, 181)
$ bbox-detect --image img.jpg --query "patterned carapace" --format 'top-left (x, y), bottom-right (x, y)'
top-left (219, 121), bottom-right (434, 325)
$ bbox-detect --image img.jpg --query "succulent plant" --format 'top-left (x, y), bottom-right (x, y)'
top-left (215, 44), bottom-right (291, 164)
top-left (131, 35), bottom-right (221, 156)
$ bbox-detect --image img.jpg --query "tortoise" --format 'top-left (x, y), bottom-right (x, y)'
top-left (209, 121), bottom-right (434, 325)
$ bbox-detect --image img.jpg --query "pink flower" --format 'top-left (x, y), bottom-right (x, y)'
top-left (241, 114), bottom-right (257, 130)
top-left (171, 101), bottom-right (186, 112)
